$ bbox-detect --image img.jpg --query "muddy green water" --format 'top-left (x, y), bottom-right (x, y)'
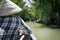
top-left (39, 28), bottom-right (60, 40)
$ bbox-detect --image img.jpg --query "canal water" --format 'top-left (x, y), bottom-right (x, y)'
top-left (39, 28), bottom-right (60, 40)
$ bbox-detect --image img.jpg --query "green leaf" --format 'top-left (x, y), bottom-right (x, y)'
top-left (0, 0), bottom-right (2, 3)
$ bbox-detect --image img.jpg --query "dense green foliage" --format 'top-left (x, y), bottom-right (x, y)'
top-left (10, 0), bottom-right (60, 27)
top-left (11, 0), bottom-right (40, 21)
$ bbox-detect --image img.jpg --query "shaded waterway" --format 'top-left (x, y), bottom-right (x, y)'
top-left (26, 22), bottom-right (60, 40)
top-left (39, 28), bottom-right (60, 40)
